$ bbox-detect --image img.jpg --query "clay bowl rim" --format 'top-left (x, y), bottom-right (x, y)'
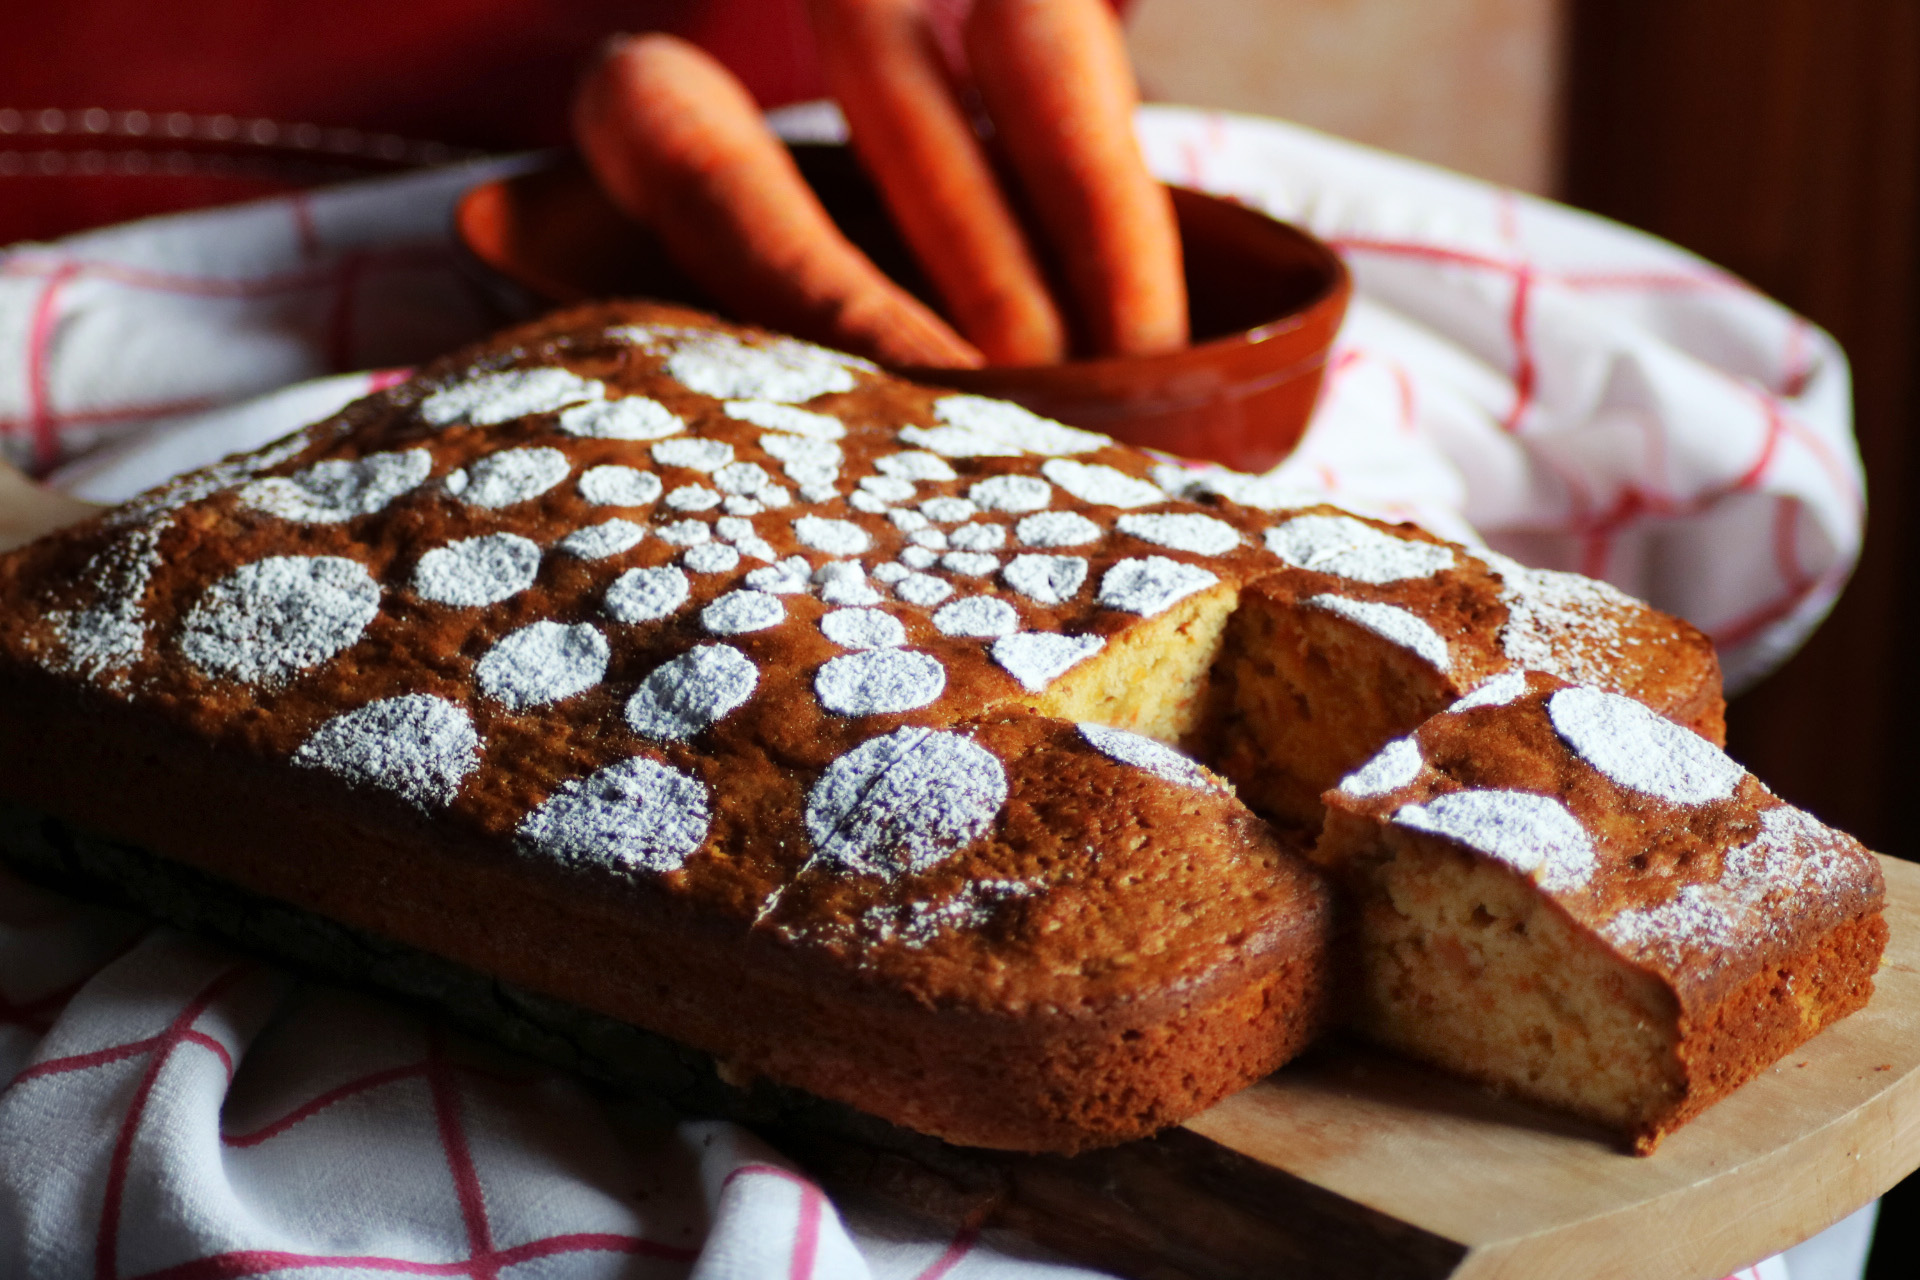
top-left (451, 156), bottom-right (1351, 393)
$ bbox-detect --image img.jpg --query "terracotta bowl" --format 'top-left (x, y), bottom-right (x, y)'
top-left (455, 147), bottom-right (1349, 473)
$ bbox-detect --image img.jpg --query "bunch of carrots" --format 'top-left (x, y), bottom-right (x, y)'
top-left (573, 0), bottom-right (1187, 369)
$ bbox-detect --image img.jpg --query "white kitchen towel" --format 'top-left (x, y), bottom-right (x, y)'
top-left (0, 103), bottom-right (1868, 1279)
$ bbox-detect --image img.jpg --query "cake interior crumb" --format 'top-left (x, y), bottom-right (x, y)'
top-left (1324, 818), bottom-right (1685, 1133)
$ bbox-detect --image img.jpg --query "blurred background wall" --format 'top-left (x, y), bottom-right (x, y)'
top-left (1127, 0), bottom-right (1563, 192)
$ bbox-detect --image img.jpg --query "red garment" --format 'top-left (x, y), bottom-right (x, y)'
top-left (0, 0), bottom-right (1131, 248)
top-left (0, 0), bottom-right (827, 245)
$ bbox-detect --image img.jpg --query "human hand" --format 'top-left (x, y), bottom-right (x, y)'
top-left (572, 0), bottom-right (1185, 369)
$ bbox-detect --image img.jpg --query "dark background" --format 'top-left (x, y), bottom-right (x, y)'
top-left (1561, 3), bottom-right (1919, 1273)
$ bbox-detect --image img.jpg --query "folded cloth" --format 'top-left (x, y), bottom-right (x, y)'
top-left (0, 104), bottom-right (1867, 1278)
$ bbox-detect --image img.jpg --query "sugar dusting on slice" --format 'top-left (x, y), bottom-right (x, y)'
top-left (293, 694), bottom-right (479, 809)
top-left (805, 727), bottom-right (1007, 878)
top-left (414, 533), bottom-right (542, 607)
top-left (579, 466), bottom-right (663, 507)
top-left (1001, 554), bottom-right (1087, 606)
top-left (1078, 723), bottom-right (1219, 791)
top-left (815, 649), bottom-right (946, 715)
top-left (655, 520), bottom-right (710, 546)
top-left (1602, 804), bottom-right (1875, 972)
top-left (900, 396), bottom-right (1108, 458)
top-left (518, 756), bottom-right (712, 874)
top-left (1117, 512), bottom-right (1240, 556)
top-left (604, 565), bottom-right (691, 623)
top-left (419, 368), bottom-right (604, 426)
top-left (1339, 737), bottom-right (1423, 798)
top-left (1448, 669), bottom-right (1530, 713)
top-left (1266, 514), bottom-right (1455, 584)
top-left (1306, 593), bottom-right (1451, 671)
top-left (933, 596), bottom-right (1018, 638)
top-left (1041, 459), bottom-right (1164, 509)
top-left (860, 475), bottom-right (916, 504)
top-left (241, 450), bottom-right (432, 523)
top-left (991, 632), bottom-right (1104, 691)
top-left (179, 555), bottom-right (380, 685)
top-left (1098, 557), bottom-right (1219, 617)
top-left (820, 608), bottom-right (907, 649)
top-left (1546, 685), bottom-right (1742, 805)
top-left (476, 621), bottom-right (609, 708)
top-left (1394, 789), bottom-right (1597, 893)
top-left (626, 644), bottom-right (759, 741)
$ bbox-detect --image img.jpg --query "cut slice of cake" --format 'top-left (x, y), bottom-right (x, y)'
top-left (1205, 508), bottom-right (1724, 829)
top-left (1313, 670), bottom-right (1885, 1151)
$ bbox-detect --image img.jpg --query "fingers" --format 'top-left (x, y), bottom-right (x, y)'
top-left (809, 0), bottom-right (1066, 365)
top-left (573, 33), bottom-right (984, 368)
top-left (965, 0), bottom-right (1188, 357)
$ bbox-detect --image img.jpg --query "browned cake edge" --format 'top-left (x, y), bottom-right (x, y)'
top-left (0, 663), bottom-right (1331, 1153)
top-left (1640, 908), bottom-right (1886, 1152)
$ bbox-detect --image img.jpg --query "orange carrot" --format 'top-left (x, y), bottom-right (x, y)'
top-left (573, 34), bottom-right (984, 369)
top-left (964, 0), bottom-right (1188, 357)
top-left (808, 0), bottom-right (1066, 365)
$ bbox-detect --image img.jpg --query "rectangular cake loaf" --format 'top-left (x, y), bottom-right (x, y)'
top-left (1, 300), bottom-right (1839, 1154)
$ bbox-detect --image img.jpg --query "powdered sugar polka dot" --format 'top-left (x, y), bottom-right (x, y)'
top-left (293, 694), bottom-right (479, 810)
top-left (1547, 686), bottom-right (1742, 805)
top-left (1394, 789), bottom-right (1596, 893)
top-left (992, 632), bottom-right (1104, 691)
top-left (414, 533), bottom-right (541, 607)
top-left (476, 621), bottom-right (609, 709)
top-left (626, 645), bottom-right (759, 741)
top-left (805, 728), bottom-right (1007, 878)
top-left (702, 590), bottom-right (785, 635)
top-left (180, 555), bottom-right (380, 685)
top-left (1079, 723), bottom-right (1218, 791)
top-left (815, 648), bottom-right (946, 716)
top-left (603, 565), bottom-right (690, 623)
top-left (518, 756), bottom-right (711, 874)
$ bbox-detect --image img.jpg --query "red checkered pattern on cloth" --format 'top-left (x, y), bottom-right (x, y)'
top-left (0, 105), bottom-right (1868, 1278)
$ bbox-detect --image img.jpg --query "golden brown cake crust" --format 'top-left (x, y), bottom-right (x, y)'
top-left (1315, 670), bottom-right (1884, 1150)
